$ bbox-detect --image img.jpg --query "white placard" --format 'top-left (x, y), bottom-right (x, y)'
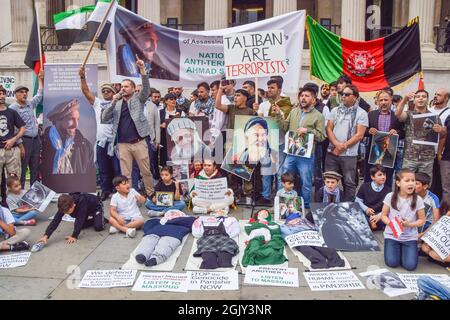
top-left (187, 270), bottom-right (239, 291)
top-left (422, 216), bottom-right (450, 260)
top-left (132, 272), bottom-right (189, 293)
top-left (397, 273), bottom-right (450, 293)
top-left (303, 271), bottom-right (365, 291)
top-left (223, 30), bottom-right (287, 79)
top-left (78, 270), bottom-right (137, 288)
top-left (0, 252), bottom-right (31, 269)
top-left (244, 266), bottom-right (298, 288)
top-left (194, 178), bottom-right (228, 201)
top-left (0, 75), bottom-right (15, 98)
top-left (284, 231), bottom-right (326, 248)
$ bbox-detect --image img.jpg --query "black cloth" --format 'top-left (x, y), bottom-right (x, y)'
top-left (118, 100), bottom-right (141, 143)
top-left (154, 180), bottom-right (176, 193)
top-left (0, 108), bottom-right (25, 148)
top-left (159, 108), bottom-right (183, 166)
top-left (359, 97), bottom-right (371, 113)
top-left (246, 95), bottom-right (263, 109)
top-left (356, 182), bottom-right (391, 213)
top-left (442, 115), bottom-right (450, 160)
top-left (295, 246), bottom-right (345, 269)
top-left (44, 193), bottom-right (104, 239)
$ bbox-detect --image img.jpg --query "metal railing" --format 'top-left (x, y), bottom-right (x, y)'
top-left (40, 26), bottom-right (106, 51)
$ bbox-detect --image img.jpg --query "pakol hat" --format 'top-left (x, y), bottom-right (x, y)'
top-left (47, 99), bottom-right (80, 123)
top-left (167, 117), bottom-right (196, 136)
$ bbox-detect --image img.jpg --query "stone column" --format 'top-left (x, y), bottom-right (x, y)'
top-left (204, 0), bottom-right (228, 30)
top-left (9, 0), bottom-right (34, 51)
top-left (409, 0), bottom-right (436, 51)
top-left (341, 0), bottom-right (366, 40)
top-left (138, 0), bottom-right (160, 24)
top-left (273, 0), bottom-right (297, 16)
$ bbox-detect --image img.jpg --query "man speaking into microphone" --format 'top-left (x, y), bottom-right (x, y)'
top-left (102, 55), bottom-right (155, 197)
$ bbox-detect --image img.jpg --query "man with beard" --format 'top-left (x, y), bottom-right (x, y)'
top-left (173, 86), bottom-right (191, 114)
top-left (327, 75), bottom-right (371, 112)
top-left (275, 87), bottom-right (325, 210)
top-left (42, 99), bottom-right (95, 176)
top-left (188, 82), bottom-right (215, 123)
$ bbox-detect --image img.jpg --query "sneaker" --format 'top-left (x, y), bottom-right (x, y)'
top-left (193, 206), bottom-right (208, 215)
top-left (148, 210), bottom-right (163, 217)
top-left (31, 242), bottom-right (45, 252)
top-left (24, 219), bottom-right (36, 226)
top-left (109, 226), bottom-right (119, 234)
top-left (145, 257), bottom-right (157, 267)
top-left (135, 254), bottom-right (146, 264)
top-left (11, 241), bottom-right (30, 252)
top-left (125, 228), bottom-right (136, 238)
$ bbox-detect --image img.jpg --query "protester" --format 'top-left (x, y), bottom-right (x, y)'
top-left (188, 82), bottom-right (215, 122)
top-left (173, 86), bottom-right (191, 114)
top-left (145, 166), bottom-right (186, 217)
top-left (9, 70), bottom-right (44, 188)
top-left (276, 173), bottom-right (298, 198)
top-left (36, 193), bottom-right (105, 246)
top-left (79, 66), bottom-right (120, 201)
top-left (150, 89), bottom-right (164, 111)
top-left (102, 57), bottom-right (155, 197)
top-left (108, 175), bottom-right (145, 238)
top-left (440, 112), bottom-right (450, 204)
top-left (242, 80), bottom-right (262, 109)
top-left (315, 171), bottom-right (343, 204)
top-left (327, 75), bottom-right (371, 112)
top-left (415, 172), bottom-right (440, 235)
top-left (381, 169), bottom-right (426, 271)
top-left (6, 176), bottom-right (37, 226)
top-left (0, 205), bottom-right (30, 252)
top-left (356, 166), bottom-right (392, 231)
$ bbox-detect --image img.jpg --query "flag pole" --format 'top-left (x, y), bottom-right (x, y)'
top-left (82, 0), bottom-right (116, 67)
top-left (34, 1), bottom-right (43, 72)
top-left (254, 76), bottom-right (259, 109)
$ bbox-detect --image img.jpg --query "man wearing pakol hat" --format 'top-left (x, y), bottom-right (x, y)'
top-left (101, 56), bottom-right (155, 197)
top-left (41, 99), bottom-right (94, 176)
top-left (9, 70), bottom-right (44, 188)
top-left (79, 66), bottom-right (120, 201)
top-left (0, 85), bottom-right (26, 188)
top-left (166, 117), bottom-right (211, 163)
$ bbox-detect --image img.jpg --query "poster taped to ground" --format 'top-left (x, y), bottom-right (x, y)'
top-left (397, 273), bottom-right (450, 293)
top-left (223, 30), bottom-right (286, 79)
top-left (187, 270), bottom-right (239, 291)
top-left (20, 181), bottom-right (56, 212)
top-left (244, 266), bottom-right (299, 288)
top-left (284, 231), bottom-right (326, 248)
top-left (194, 178), bottom-right (228, 201)
top-left (360, 268), bottom-right (413, 297)
top-left (78, 270), bottom-right (137, 288)
top-left (422, 216), bottom-right (450, 260)
top-left (132, 272), bottom-right (189, 292)
top-left (0, 252), bottom-right (31, 269)
top-left (303, 271), bottom-right (365, 291)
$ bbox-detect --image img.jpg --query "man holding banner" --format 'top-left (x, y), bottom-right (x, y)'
top-left (101, 56), bottom-right (154, 197)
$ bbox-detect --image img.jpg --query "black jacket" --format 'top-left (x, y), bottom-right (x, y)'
top-left (365, 109), bottom-right (405, 140)
top-left (44, 193), bottom-right (102, 239)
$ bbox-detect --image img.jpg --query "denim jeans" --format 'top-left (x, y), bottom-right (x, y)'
top-left (145, 199), bottom-right (186, 213)
top-left (384, 238), bottom-right (418, 271)
top-left (417, 276), bottom-right (450, 300)
top-left (314, 144), bottom-right (324, 193)
top-left (96, 142), bottom-right (121, 193)
top-left (280, 154), bottom-right (314, 208)
top-left (12, 210), bottom-right (39, 223)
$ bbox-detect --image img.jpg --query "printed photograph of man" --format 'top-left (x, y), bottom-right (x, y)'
top-left (368, 132), bottom-right (398, 168)
top-left (115, 11), bottom-right (180, 80)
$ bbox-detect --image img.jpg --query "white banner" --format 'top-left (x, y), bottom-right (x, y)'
top-left (244, 266), bottom-right (299, 288)
top-left (187, 270), bottom-right (239, 291)
top-left (132, 272), bottom-right (189, 292)
top-left (223, 30), bottom-right (286, 80)
top-left (0, 252), bottom-right (31, 269)
top-left (194, 177), bottom-right (228, 201)
top-left (106, 6), bottom-right (305, 94)
top-left (397, 273), bottom-right (450, 293)
top-left (303, 271), bottom-right (365, 291)
top-left (78, 270), bottom-right (137, 288)
top-left (284, 231), bottom-right (326, 248)
top-left (422, 216), bottom-right (450, 260)
top-left (0, 75), bottom-right (15, 98)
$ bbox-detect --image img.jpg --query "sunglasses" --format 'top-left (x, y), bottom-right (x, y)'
top-left (102, 90), bottom-right (112, 94)
top-left (341, 92), bottom-right (354, 97)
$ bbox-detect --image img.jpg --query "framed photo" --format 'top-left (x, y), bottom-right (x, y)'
top-left (156, 192), bottom-right (174, 207)
top-left (368, 132), bottom-right (399, 168)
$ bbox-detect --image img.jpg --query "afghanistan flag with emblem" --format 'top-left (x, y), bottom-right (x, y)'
top-left (306, 16), bottom-right (422, 92)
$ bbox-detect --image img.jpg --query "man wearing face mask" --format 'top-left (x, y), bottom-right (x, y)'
top-left (274, 87), bottom-right (325, 210)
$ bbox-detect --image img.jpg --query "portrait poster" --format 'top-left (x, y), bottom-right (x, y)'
top-left (20, 181), bottom-right (56, 212)
top-left (221, 149), bottom-right (255, 182)
top-left (179, 179), bottom-right (194, 201)
top-left (412, 113), bottom-right (439, 146)
top-left (172, 163), bottom-right (189, 181)
top-left (368, 132), bottom-right (398, 168)
top-left (42, 63), bottom-right (97, 193)
top-left (422, 216), bottom-right (450, 260)
top-left (164, 116), bottom-right (210, 165)
top-left (360, 268), bottom-right (413, 297)
top-left (107, 6), bottom-right (305, 94)
top-left (155, 192), bottom-right (174, 207)
top-left (311, 202), bottom-right (380, 252)
top-left (274, 196), bottom-right (304, 221)
top-left (284, 132), bottom-right (314, 158)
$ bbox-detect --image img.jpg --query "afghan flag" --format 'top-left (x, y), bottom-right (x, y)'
top-left (24, 9), bottom-right (45, 75)
top-left (306, 16), bottom-right (422, 92)
top-left (53, 5), bottom-right (95, 46)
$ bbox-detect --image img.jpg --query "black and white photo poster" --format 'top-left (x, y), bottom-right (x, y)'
top-left (311, 202), bottom-right (380, 251)
top-left (360, 268), bottom-right (413, 297)
top-left (412, 113), bottom-right (440, 146)
top-left (422, 216), bottom-right (450, 260)
top-left (20, 181), bottom-right (56, 212)
top-left (303, 271), bottom-right (365, 291)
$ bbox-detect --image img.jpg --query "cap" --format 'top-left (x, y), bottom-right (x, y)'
top-left (14, 85), bottom-right (29, 94)
top-left (101, 84), bottom-right (117, 94)
top-left (322, 171), bottom-right (343, 181)
top-left (47, 99), bottom-right (80, 123)
top-left (166, 117), bottom-right (196, 136)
